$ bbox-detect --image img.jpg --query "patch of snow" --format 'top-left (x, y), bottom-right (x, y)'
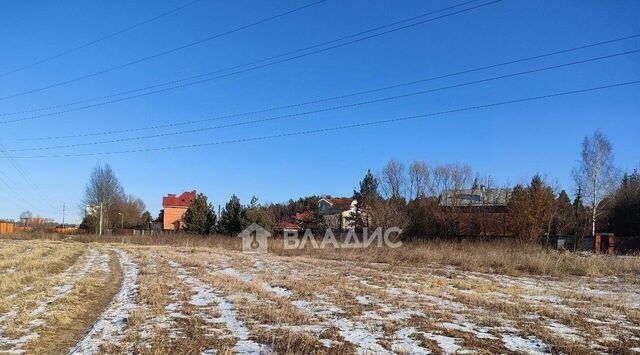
top-left (334, 318), bottom-right (391, 355)
top-left (69, 249), bottom-right (140, 354)
top-left (169, 260), bottom-right (269, 354)
top-left (0, 248), bottom-right (99, 352)
top-left (391, 327), bottom-right (430, 355)
top-left (359, 279), bottom-right (382, 289)
top-left (522, 294), bottom-right (563, 304)
top-left (424, 333), bottom-right (462, 354)
top-left (545, 320), bottom-right (583, 341)
top-left (501, 334), bottom-right (550, 354)
top-left (2, 266), bottom-right (16, 274)
top-left (355, 295), bottom-right (371, 305)
top-left (220, 267), bottom-right (255, 282)
top-left (440, 315), bottom-right (497, 340)
top-left (262, 283), bottom-right (292, 298)
top-left (96, 253), bottom-right (111, 273)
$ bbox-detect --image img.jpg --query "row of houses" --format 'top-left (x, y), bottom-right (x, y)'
top-left (160, 189), bottom-right (512, 233)
top-left (157, 189), bottom-right (638, 255)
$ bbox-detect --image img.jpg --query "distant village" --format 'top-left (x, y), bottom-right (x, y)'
top-left (1, 131), bottom-right (638, 254)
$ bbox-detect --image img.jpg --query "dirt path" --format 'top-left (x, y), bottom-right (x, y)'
top-left (25, 249), bottom-right (124, 354)
top-left (68, 249), bottom-right (139, 354)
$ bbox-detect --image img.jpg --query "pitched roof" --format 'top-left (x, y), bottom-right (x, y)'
top-left (275, 221), bottom-right (301, 230)
top-left (440, 188), bottom-right (512, 207)
top-left (321, 197), bottom-right (354, 210)
top-left (162, 190), bottom-right (196, 208)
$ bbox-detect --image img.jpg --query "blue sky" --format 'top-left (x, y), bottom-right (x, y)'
top-left (0, 0), bottom-right (638, 223)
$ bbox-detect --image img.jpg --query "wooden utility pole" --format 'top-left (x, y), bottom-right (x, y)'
top-left (99, 203), bottom-right (103, 236)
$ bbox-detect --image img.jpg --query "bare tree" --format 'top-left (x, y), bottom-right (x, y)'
top-left (380, 159), bottom-right (406, 199)
top-left (429, 163), bottom-right (473, 237)
top-left (430, 163), bottom-right (473, 199)
top-left (19, 211), bottom-right (32, 221)
top-left (408, 161), bottom-right (430, 200)
top-left (82, 164), bottom-right (124, 229)
top-left (572, 131), bottom-right (618, 235)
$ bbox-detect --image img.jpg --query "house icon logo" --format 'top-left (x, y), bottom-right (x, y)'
top-left (239, 223), bottom-right (270, 254)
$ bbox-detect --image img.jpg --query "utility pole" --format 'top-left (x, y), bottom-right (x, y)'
top-left (62, 203), bottom-right (65, 230)
top-left (99, 203), bottom-right (103, 236)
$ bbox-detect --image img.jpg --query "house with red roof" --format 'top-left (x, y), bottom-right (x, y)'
top-left (162, 190), bottom-right (196, 231)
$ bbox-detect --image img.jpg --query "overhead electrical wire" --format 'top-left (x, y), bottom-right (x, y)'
top-left (0, 0), bottom-right (205, 78)
top-left (0, 0), bottom-right (503, 123)
top-left (1, 0), bottom-right (488, 118)
top-left (0, 0), bottom-right (329, 100)
top-left (0, 140), bottom-right (58, 210)
top-left (14, 33), bottom-right (640, 142)
top-left (8, 79), bottom-right (640, 159)
top-left (7, 48), bottom-right (639, 153)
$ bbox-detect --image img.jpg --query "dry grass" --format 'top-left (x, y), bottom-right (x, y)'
top-left (1, 237), bottom-right (640, 353)
top-left (19, 232), bottom-right (640, 277)
top-left (26, 249), bottom-right (123, 354)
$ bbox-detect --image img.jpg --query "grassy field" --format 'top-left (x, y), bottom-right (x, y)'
top-left (1, 237), bottom-right (640, 354)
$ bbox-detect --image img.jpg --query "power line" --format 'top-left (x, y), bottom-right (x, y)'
top-left (0, 0), bottom-right (502, 123)
top-left (15, 33), bottom-right (640, 142)
top-left (7, 48), bottom-right (638, 153)
top-left (0, 139), bottom-right (58, 210)
top-left (0, 168), bottom-right (46, 215)
top-left (0, 0), bottom-right (205, 78)
top-left (0, 0), bottom-right (328, 100)
top-left (0, 0), bottom-right (486, 118)
top-left (9, 79), bottom-right (639, 159)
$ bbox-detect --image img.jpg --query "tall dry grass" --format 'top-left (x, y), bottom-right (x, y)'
top-left (9, 232), bottom-right (640, 277)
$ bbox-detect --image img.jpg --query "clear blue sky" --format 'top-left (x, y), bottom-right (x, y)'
top-left (0, 0), bottom-right (638, 223)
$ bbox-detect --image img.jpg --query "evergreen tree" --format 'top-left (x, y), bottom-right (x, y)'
top-left (218, 195), bottom-right (245, 235)
top-left (183, 193), bottom-right (216, 235)
top-left (140, 211), bottom-right (153, 230)
top-left (242, 196), bottom-right (274, 231)
top-left (553, 190), bottom-right (573, 235)
top-left (610, 170), bottom-right (640, 236)
top-left (346, 169), bottom-right (380, 230)
top-left (79, 214), bottom-right (99, 234)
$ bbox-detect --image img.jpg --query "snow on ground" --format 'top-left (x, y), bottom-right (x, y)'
top-left (95, 253), bottom-right (111, 273)
top-left (261, 282), bottom-right (293, 298)
top-left (69, 249), bottom-right (139, 354)
top-left (501, 334), bottom-right (550, 354)
top-left (391, 327), bottom-right (430, 355)
top-left (169, 260), bottom-right (269, 354)
top-left (425, 332), bottom-right (462, 354)
top-left (0, 248), bottom-right (99, 352)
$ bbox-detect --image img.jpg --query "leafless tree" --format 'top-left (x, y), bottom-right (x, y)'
top-left (82, 163), bottom-right (124, 229)
top-left (429, 163), bottom-right (473, 200)
top-left (572, 131), bottom-right (618, 235)
top-left (112, 194), bottom-right (146, 228)
top-left (408, 161), bottom-right (430, 200)
top-left (19, 211), bottom-right (32, 221)
top-left (429, 163), bottom-right (473, 237)
top-left (380, 159), bottom-right (406, 199)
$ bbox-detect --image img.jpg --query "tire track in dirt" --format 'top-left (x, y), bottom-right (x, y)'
top-left (168, 259), bottom-right (269, 354)
top-left (68, 249), bottom-right (139, 354)
top-left (0, 248), bottom-right (99, 352)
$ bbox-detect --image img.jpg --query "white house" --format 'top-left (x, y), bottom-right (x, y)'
top-left (318, 197), bottom-right (362, 230)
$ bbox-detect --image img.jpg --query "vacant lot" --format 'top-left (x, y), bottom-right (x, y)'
top-left (1, 238), bottom-right (639, 354)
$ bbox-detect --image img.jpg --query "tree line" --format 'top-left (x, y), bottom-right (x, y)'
top-left (78, 130), bottom-right (639, 240)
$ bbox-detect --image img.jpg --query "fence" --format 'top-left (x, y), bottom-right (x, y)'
top-left (0, 222), bottom-right (15, 234)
